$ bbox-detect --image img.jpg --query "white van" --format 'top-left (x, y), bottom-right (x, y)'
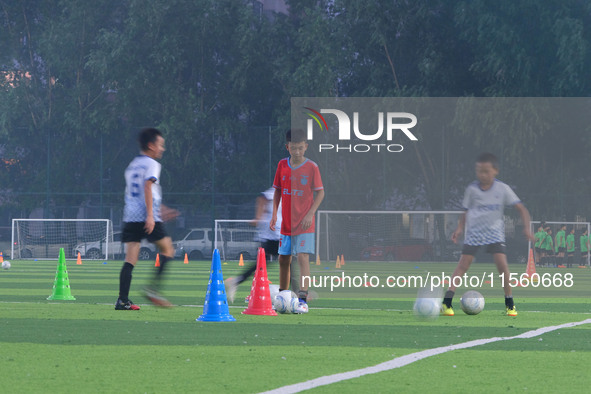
top-left (73, 231), bottom-right (157, 260)
top-left (174, 228), bottom-right (213, 260)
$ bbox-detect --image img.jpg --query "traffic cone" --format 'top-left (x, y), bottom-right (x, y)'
top-left (316, 254), bottom-right (321, 265)
top-left (336, 255), bottom-right (341, 269)
top-left (184, 253), bottom-right (189, 264)
top-left (524, 249), bottom-right (538, 283)
top-left (47, 248), bottom-right (76, 300)
top-left (155, 253), bottom-right (160, 267)
top-left (197, 249), bottom-right (235, 322)
top-left (239, 254), bottom-right (244, 266)
top-left (340, 254), bottom-right (345, 266)
top-left (76, 252), bottom-right (82, 265)
top-left (0, 251), bottom-right (3, 263)
top-left (243, 248), bottom-right (277, 316)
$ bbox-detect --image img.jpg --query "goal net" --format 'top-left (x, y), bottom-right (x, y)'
top-left (316, 211), bottom-right (464, 263)
top-left (12, 219), bottom-right (112, 260)
top-left (529, 220), bottom-right (590, 266)
top-left (214, 220), bottom-right (261, 261)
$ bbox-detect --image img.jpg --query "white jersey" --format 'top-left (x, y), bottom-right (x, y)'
top-left (256, 188), bottom-right (282, 242)
top-left (123, 155), bottom-right (162, 222)
top-left (462, 179), bottom-right (520, 245)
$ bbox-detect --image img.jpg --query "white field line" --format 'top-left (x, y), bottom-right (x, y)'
top-left (260, 318), bottom-right (591, 394)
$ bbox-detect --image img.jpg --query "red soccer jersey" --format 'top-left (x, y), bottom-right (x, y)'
top-left (273, 157), bottom-right (323, 235)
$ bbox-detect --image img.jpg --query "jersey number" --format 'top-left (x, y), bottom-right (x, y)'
top-left (131, 173), bottom-right (141, 197)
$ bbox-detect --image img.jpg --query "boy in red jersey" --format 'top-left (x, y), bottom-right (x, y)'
top-left (270, 129), bottom-right (324, 313)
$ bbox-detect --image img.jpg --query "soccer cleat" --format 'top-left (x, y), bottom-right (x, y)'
top-left (115, 298), bottom-right (140, 310)
top-left (441, 304), bottom-right (455, 316)
top-left (143, 287), bottom-right (173, 307)
top-left (506, 306), bottom-right (518, 316)
top-left (293, 300), bottom-right (309, 314)
top-left (225, 277), bottom-right (238, 303)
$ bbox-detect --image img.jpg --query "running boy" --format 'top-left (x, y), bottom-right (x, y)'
top-left (115, 128), bottom-right (178, 310)
top-left (270, 129), bottom-right (324, 314)
top-left (443, 153), bottom-right (534, 317)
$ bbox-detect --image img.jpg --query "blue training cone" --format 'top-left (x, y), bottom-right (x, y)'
top-left (197, 249), bottom-right (235, 322)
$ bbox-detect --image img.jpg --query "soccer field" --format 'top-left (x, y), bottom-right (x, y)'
top-left (1, 258), bottom-right (591, 393)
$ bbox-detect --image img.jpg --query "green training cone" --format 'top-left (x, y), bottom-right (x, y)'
top-left (47, 248), bottom-right (76, 301)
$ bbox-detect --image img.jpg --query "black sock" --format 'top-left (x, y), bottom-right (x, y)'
top-left (443, 290), bottom-right (455, 308)
top-left (298, 290), bottom-right (308, 303)
top-left (505, 296), bottom-right (514, 309)
top-left (119, 262), bottom-right (134, 301)
top-left (154, 255), bottom-right (172, 286)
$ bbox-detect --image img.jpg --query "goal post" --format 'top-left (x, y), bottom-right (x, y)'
top-left (529, 220), bottom-right (590, 266)
top-left (214, 220), bottom-right (260, 261)
top-left (11, 219), bottom-right (112, 260)
top-left (315, 211), bottom-right (464, 263)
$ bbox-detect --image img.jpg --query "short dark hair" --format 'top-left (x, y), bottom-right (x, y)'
top-left (139, 128), bottom-right (162, 151)
top-left (286, 129), bottom-right (307, 143)
top-left (477, 152), bottom-right (498, 169)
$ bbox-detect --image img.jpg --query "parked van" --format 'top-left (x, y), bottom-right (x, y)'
top-left (73, 231), bottom-right (157, 260)
top-left (174, 228), bottom-right (213, 260)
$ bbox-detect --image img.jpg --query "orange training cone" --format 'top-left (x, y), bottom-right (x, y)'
top-left (340, 254), bottom-right (345, 266)
top-left (155, 253), bottom-right (160, 267)
top-left (239, 253), bottom-right (244, 266)
top-left (336, 255), bottom-right (341, 269)
top-left (0, 251), bottom-right (3, 263)
top-left (76, 252), bottom-right (82, 265)
top-left (243, 248), bottom-right (277, 316)
top-left (524, 249), bottom-right (538, 283)
top-left (184, 253), bottom-right (189, 264)
top-left (316, 254), bottom-right (321, 265)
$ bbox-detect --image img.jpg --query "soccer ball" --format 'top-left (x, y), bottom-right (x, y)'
top-left (269, 284), bottom-right (280, 301)
top-left (460, 290), bottom-right (485, 315)
top-left (413, 297), bottom-right (441, 320)
top-left (2, 260), bottom-right (11, 270)
top-left (273, 290), bottom-right (293, 314)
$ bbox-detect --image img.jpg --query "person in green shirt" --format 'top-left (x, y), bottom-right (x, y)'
top-left (566, 227), bottom-right (575, 268)
top-left (580, 229), bottom-right (589, 267)
top-left (542, 227), bottom-right (554, 267)
top-left (534, 223), bottom-right (546, 265)
top-left (554, 224), bottom-right (567, 267)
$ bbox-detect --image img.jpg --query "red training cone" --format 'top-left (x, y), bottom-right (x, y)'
top-left (242, 248), bottom-right (277, 316)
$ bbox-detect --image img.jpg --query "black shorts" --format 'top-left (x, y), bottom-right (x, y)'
top-left (122, 222), bottom-right (168, 243)
top-left (557, 247), bottom-right (566, 253)
top-left (261, 240), bottom-right (280, 256)
top-left (462, 242), bottom-right (506, 256)
top-left (535, 247), bottom-right (543, 255)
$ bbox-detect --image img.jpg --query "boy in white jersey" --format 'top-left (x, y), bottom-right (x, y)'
top-left (115, 128), bottom-right (178, 310)
top-left (442, 153), bottom-right (534, 317)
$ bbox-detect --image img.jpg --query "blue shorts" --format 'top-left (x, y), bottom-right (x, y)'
top-left (278, 233), bottom-right (315, 256)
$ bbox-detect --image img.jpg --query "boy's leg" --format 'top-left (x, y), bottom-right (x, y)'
top-left (297, 252), bottom-right (310, 301)
top-left (279, 255), bottom-right (291, 290)
top-left (143, 236), bottom-right (174, 307)
top-left (116, 242), bottom-right (141, 310)
top-left (492, 252), bottom-right (516, 314)
top-left (443, 253), bottom-right (474, 309)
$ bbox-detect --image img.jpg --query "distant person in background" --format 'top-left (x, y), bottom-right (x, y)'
top-left (580, 228), bottom-right (589, 267)
top-left (542, 228), bottom-right (554, 267)
top-left (566, 227), bottom-right (575, 268)
top-left (534, 223), bottom-right (546, 265)
top-left (554, 224), bottom-right (566, 266)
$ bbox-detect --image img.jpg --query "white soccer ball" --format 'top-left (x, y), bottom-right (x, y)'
top-left (460, 290), bottom-right (485, 315)
top-left (2, 261), bottom-right (11, 270)
top-left (269, 284), bottom-right (280, 301)
top-left (413, 297), bottom-right (441, 320)
top-left (273, 290), bottom-right (293, 314)
top-left (288, 297), bottom-right (300, 314)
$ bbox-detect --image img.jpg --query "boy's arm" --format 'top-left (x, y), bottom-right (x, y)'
top-left (515, 202), bottom-right (535, 242)
top-left (144, 179), bottom-right (155, 234)
top-left (301, 189), bottom-right (325, 231)
top-left (270, 188), bottom-right (281, 232)
top-left (451, 211), bottom-right (466, 244)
